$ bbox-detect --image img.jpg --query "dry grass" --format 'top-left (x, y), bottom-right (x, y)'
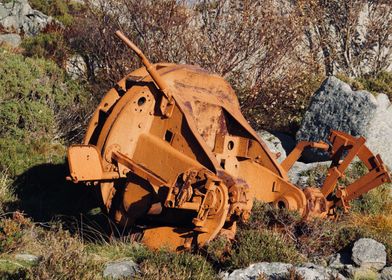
top-left (0, 214), bottom-right (218, 279)
top-left (0, 171), bottom-right (16, 213)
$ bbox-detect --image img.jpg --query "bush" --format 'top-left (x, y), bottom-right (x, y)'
top-left (66, 0), bottom-right (325, 132)
top-left (350, 184), bottom-right (392, 215)
top-left (140, 250), bottom-right (216, 280)
top-left (229, 229), bottom-right (303, 269)
top-left (336, 71), bottom-right (392, 100)
top-left (88, 241), bottom-right (217, 279)
top-left (0, 47), bottom-right (90, 177)
top-left (207, 202), bottom-right (304, 269)
top-left (29, 0), bottom-right (83, 26)
top-left (358, 71), bottom-right (392, 99)
top-left (21, 31), bottom-right (69, 65)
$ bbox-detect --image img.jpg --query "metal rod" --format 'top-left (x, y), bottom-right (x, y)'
top-left (115, 30), bottom-right (172, 100)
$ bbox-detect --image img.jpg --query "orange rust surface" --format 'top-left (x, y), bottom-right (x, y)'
top-left (67, 32), bottom-right (391, 251)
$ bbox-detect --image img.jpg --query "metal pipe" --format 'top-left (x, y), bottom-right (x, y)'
top-left (115, 30), bottom-right (172, 100)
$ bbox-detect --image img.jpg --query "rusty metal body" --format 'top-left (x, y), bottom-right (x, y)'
top-left (67, 32), bottom-right (391, 250)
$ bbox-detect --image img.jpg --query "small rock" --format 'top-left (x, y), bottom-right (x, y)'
top-left (381, 267), bottom-right (392, 280)
top-left (14, 253), bottom-right (42, 265)
top-left (287, 161), bottom-right (331, 187)
top-left (225, 262), bottom-right (293, 280)
top-left (269, 131), bottom-right (297, 155)
top-left (328, 253), bottom-right (345, 270)
top-left (0, 33), bottom-right (21, 47)
top-left (65, 54), bottom-right (87, 80)
top-left (295, 263), bottom-right (346, 280)
top-left (103, 259), bottom-right (139, 279)
top-left (352, 238), bottom-right (386, 271)
top-left (328, 252), bottom-right (352, 271)
top-left (258, 131), bottom-right (287, 163)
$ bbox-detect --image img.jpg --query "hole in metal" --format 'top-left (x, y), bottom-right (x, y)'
top-left (220, 159), bottom-right (226, 169)
top-left (277, 201), bottom-right (286, 209)
top-left (164, 130), bottom-right (174, 143)
top-left (227, 141), bottom-right (234, 150)
top-left (138, 97), bottom-right (146, 106)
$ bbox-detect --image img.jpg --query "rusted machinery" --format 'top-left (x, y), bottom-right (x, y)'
top-left (67, 31), bottom-right (391, 251)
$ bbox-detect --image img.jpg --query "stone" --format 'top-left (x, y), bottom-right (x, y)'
top-left (294, 263), bottom-right (346, 280)
top-left (65, 55), bottom-right (87, 80)
top-left (352, 238), bottom-right (386, 271)
top-left (269, 131), bottom-right (297, 156)
top-left (14, 253), bottom-right (42, 265)
top-left (381, 267), bottom-right (392, 280)
top-left (287, 161), bottom-right (331, 188)
top-left (363, 93), bottom-right (392, 170)
top-left (0, 0), bottom-right (53, 36)
top-left (225, 262), bottom-right (293, 280)
top-left (328, 252), bottom-right (352, 270)
top-left (296, 76), bottom-right (378, 162)
top-left (103, 259), bottom-right (139, 279)
top-left (258, 130), bottom-right (287, 163)
top-left (0, 33), bottom-right (21, 47)
top-left (328, 253), bottom-right (345, 270)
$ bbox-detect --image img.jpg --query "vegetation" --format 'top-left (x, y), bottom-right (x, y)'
top-left (337, 71), bottom-right (392, 100)
top-left (29, 0), bottom-right (83, 26)
top-left (0, 0), bottom-right (392, 278)
top-left (0, 47), bottom-right (89, 178)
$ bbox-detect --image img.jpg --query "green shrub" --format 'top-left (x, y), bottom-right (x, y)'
top-left (29, 0), bottom-right (83, 26)
top-left (351, 184), bottom-right (392, 215)
top-left (229, 229), bottom-right (303, 269)
top-left (140, 250), bottom-right (216, 280)
top-left (86, 241), bottom-right (151, 263)
top-left (0, 48), bottom-right (89, 177)
top-left (206, 202), bottom-right (304, 270)
top-left (88, 241), bottom-right (217, 280)
top-left (336, 71), bottom-right (392, 100)
top-left (0, 260), bottom-right (28, 280)
top-left (21, 32), bottom-right (69, 64)
top-left (358, 71), bottom-right (392, 99)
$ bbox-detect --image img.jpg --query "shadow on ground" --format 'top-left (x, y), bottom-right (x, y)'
top-left (10, 163), bottom-right (111, 239)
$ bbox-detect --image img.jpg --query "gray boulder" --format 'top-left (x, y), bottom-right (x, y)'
top-left (0, 33), bottom-right (21, 47)
top-left (351, 238), bottom-right (386, 271)
top-left (225, 262), bottom-right (293, 280)
top-left (364, 93), bottom-right (392, 170)
top-left (0, 0), bottom-right (52, 36)
top-left (296, 76), bottom-right (378, 162)
top-left (258, 131), bottom-right (287, 163)
top-left (381, 267), bottom-right (392, 280)
top-left (294, 263), bottom-right (346, 280)
top-left (103, 259), bottom-right (139, 279)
